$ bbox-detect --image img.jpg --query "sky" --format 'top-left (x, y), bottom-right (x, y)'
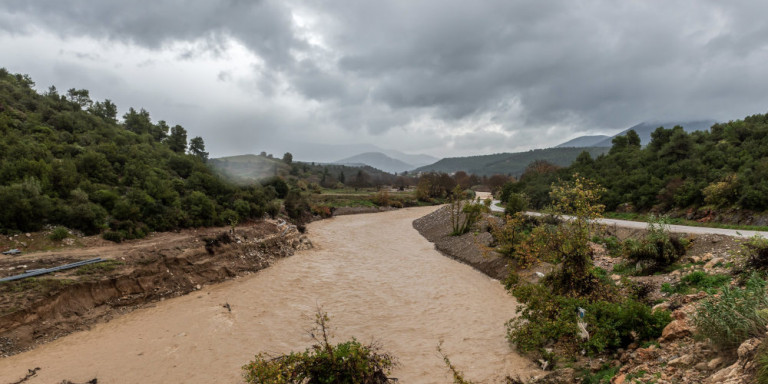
top-left (1, 1), bottom-right (768, 161)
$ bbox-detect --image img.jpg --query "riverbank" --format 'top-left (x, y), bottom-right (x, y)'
top-left (0, 206), bottom-right (541, 383)
top-left (0, 220), bottom-right (311, 357)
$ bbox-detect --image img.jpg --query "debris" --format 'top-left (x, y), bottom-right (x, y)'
top-left (10, 367), bottom-right (40, 384)
top-left (0, 258), bottom-right (105, 282)
top-left (2, 249), bottom-right (22, 255)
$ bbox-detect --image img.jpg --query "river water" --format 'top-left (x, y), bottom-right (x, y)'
top-left (0, 206), bottom-right (538, 383)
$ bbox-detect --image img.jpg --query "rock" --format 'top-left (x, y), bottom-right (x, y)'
top-left (737, 338), bottom-right (761, 360)
top-left (707, 357), bottom-right (724, 370)
top-left (530, 368), bottom-right (575, 384)
top-left (668, 354), bottom-right (694, 367)
top-left (671, 309), bottom-right (687, 321)
top-left (704, 257), bottom-right (724, 270)
top-left (660, 319), bottom-right (692, 342)
top-left (695, 362), bottom-right (709, 371)
top-left (25, 233), bottom-right (31, 238)
top-left (635, 346), bottom-right (659, 361)
top-left (611, 274), bottom-right (621, 281)
top-left (708, 362), bottom-right (739, 384)
top-left (652, 302), bottom-right (670, 312)
top-left (611, 373), bottom-right (626, 384)
top-left (702, 252), bottom-right (714, 261)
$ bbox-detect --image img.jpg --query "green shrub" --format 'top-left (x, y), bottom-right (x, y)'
top-left (743, 236), bottom-right (768, 273)
top-left (694, 274), bottom-right (768, 350)
top-left (504, 193), bottom-right (528, 216)
top-left (580, 364), bottom-right (619, 384)
top-left (102, 230), bottom-right (123, 243)
top-left (49, 226), bottom-right (70, 241)
top-left (661, 271), bottom-right (731, 295)
top-left (242, 312), bottom-right (396, 383)
top-left (756, 343), bottom-right (768, 384)
top-left (624, 216), bottom-right (686, 273)
top-left (507, 283), bottom-right (670, 356)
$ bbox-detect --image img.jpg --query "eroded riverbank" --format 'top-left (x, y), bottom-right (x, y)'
top-left (0, 206), bottom-right (538, 383)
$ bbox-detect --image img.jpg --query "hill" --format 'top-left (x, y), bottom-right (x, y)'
top-left (511, 113), bottom-right (768, 216)
top-left (414, 147), bottom-right (609, 176)
top-left (0, 68), bottom-right (278, 238)
top-left (334, 152), bottom-right (414, 173)
top-left (209, 154), bottom-right (291, 183)
top-left (592, 120), bottom-right (716, 147)
top-left (556, 135), bottom-right (611, 148)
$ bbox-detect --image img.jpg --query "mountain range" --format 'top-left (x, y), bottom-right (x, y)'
top-left (557, 120), bottom-right (717, 148)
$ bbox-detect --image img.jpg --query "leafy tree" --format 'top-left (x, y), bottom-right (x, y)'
top-left (167, 124), bottom-right (188, 153)
top-left (189, 136), bottom-right (209, 161)
top-left (282, 152), bottom-right (293, 164)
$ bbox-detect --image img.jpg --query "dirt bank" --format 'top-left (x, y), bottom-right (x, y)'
top-left (0, 220), bottom-right (311, 356)
top-left (413, 206), bottom-right (510, 280)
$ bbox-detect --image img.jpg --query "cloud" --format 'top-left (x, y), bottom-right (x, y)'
top-left (2, 0), bottom-right (768, 159)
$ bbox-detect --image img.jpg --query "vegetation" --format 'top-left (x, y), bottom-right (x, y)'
top-left (0, 69), bottom-right (284, 238)
top-left (449, 186), bottom-right (490, 236)
top-left (622, 216), bottom-right (687, 273)
top-left (507, 115), bottom-right (768, 217)
top-left (693, 274), bottom-right (768, 351)
top-left (413, 147), bottom-right (609, 177)
top-left (499, 176), bottom-right (671, 360)
top-left (660, 271), bottom-right (730, 295)
top-left (242, 311), bottom-right (396, 384)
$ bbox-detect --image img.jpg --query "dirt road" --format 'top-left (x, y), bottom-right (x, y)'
top-left (0, 206), bottom-right (538, 383)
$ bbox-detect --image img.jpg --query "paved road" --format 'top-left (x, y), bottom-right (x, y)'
top-left (488, 198), bottom-right (766, 238)
top-left (525, 211), bottom-right (768, 239)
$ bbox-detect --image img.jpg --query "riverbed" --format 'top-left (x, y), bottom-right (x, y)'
top-left (0, 206), bottom-right (537, 383)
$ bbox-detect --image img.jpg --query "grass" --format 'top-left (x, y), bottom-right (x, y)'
top-left (75, 259), bottom-right (123, 275)
top-left (661, 271), bottom-right (731, 295)
top-left (0, 277), bottom-right (76, 294)
top-left (604, 212), bottom-right (768, 232)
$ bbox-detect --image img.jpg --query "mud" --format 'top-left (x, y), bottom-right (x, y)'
top-left (0, 220), bottom-right (310, 356)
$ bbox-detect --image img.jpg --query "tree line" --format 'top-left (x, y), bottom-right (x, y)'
top-left (0, 69), bottom-right (276, 239)
top-left (506, 113), bottom-right (768, 214)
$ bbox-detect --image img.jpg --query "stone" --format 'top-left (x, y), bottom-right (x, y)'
top-left (652, 302), bottom-right (671, 312)
top-left (704, 257), bottom-right (724, 270)
top-left (695, 362), bottom-right (709, 371)
top-left (611, 373), bottom-right (626, 384)
top-left (737, 338), bottom-right (762, 360)
top-left (668, 354), bottom-right (694, 367)
top-left (634, 346), bottom-right (659, 361)
top-left (708, 362), bottom-right (739, 384)
top-left (660, 319), bottom-right (692, 342)
top-left (707, 357), bottom-right (724, 370)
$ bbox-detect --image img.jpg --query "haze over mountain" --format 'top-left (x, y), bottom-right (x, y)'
top-left (334, 152), bottom-right (415, 174)
top-left (557, 120), bottom-right (718, 148)
top-left (414, 147), bottom-right (609, 177)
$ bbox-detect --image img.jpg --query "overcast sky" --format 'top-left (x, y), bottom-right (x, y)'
top-left (1, 1), bottom-right (767, 160)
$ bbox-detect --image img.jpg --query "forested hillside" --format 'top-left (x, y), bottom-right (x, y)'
top-left (0, 69), bottom-right (277, 239)
top-left (510, 115), bottom-right (768, 214)
top-left (414, 147), bottom-right (609, 176)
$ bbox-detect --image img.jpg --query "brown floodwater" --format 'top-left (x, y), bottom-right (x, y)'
top-left (0, 206), bottom-right (538, 383)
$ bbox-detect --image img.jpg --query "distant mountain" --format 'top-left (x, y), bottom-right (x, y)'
top-left (593, 120), bottom-right (717, 147)
top-left (378, 150), bottom-right (439, 168)
top-left (209, 154), bottom-right (291, 183)
top-left (556, 135), bottom-right (612, 148)
top-left (334, 152), bottom-right (415, 173)
top-left (414, 147), bottom-right (610, 177)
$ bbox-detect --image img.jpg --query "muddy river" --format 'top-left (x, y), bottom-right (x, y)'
top-left (0, 206), bottom-right (537, 383)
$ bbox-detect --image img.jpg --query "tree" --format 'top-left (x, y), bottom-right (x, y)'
top-left (89, 99), bottom-right (118, 123)
top-left (282, 152), bottom-right (293, 164)
top-left (123, 107), bottom-right (153, 135)
top-left (189, 136), bottom-right (209, 161)
top-left (167, 125), bottom-right (188, 153)
top-left (67, 88), bottom-right (92, 109)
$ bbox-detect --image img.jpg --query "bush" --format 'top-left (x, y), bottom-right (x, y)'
top-left (507, 283), bottom-right (669, 356)
top-left (660, 271), bottom-right (730, 295)
top-left (102, 230), bottom-right (123, 243)
top-left (624, 216), bottom-right (686, 273)
top-left (504, 193), bottom-right (528, 216)
top-left (242, 311), bottom-right (396, 383)
top-left (693, 274), bottom-right (768, 351)
top-left (743, 235), bottom-right (768, 272)
top-left (49, 226), bottom-right (70, 241)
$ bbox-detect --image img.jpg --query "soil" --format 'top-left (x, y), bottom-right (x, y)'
top-left (413, 206), bottom-right (510, 280)
top-left (0, 220), bottom-right (311, 357)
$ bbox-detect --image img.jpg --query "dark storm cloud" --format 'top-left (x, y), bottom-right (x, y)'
top-left (3, 0), bottom-right (768, 156)
top-left (1, 0), bottom-right (302, 67)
